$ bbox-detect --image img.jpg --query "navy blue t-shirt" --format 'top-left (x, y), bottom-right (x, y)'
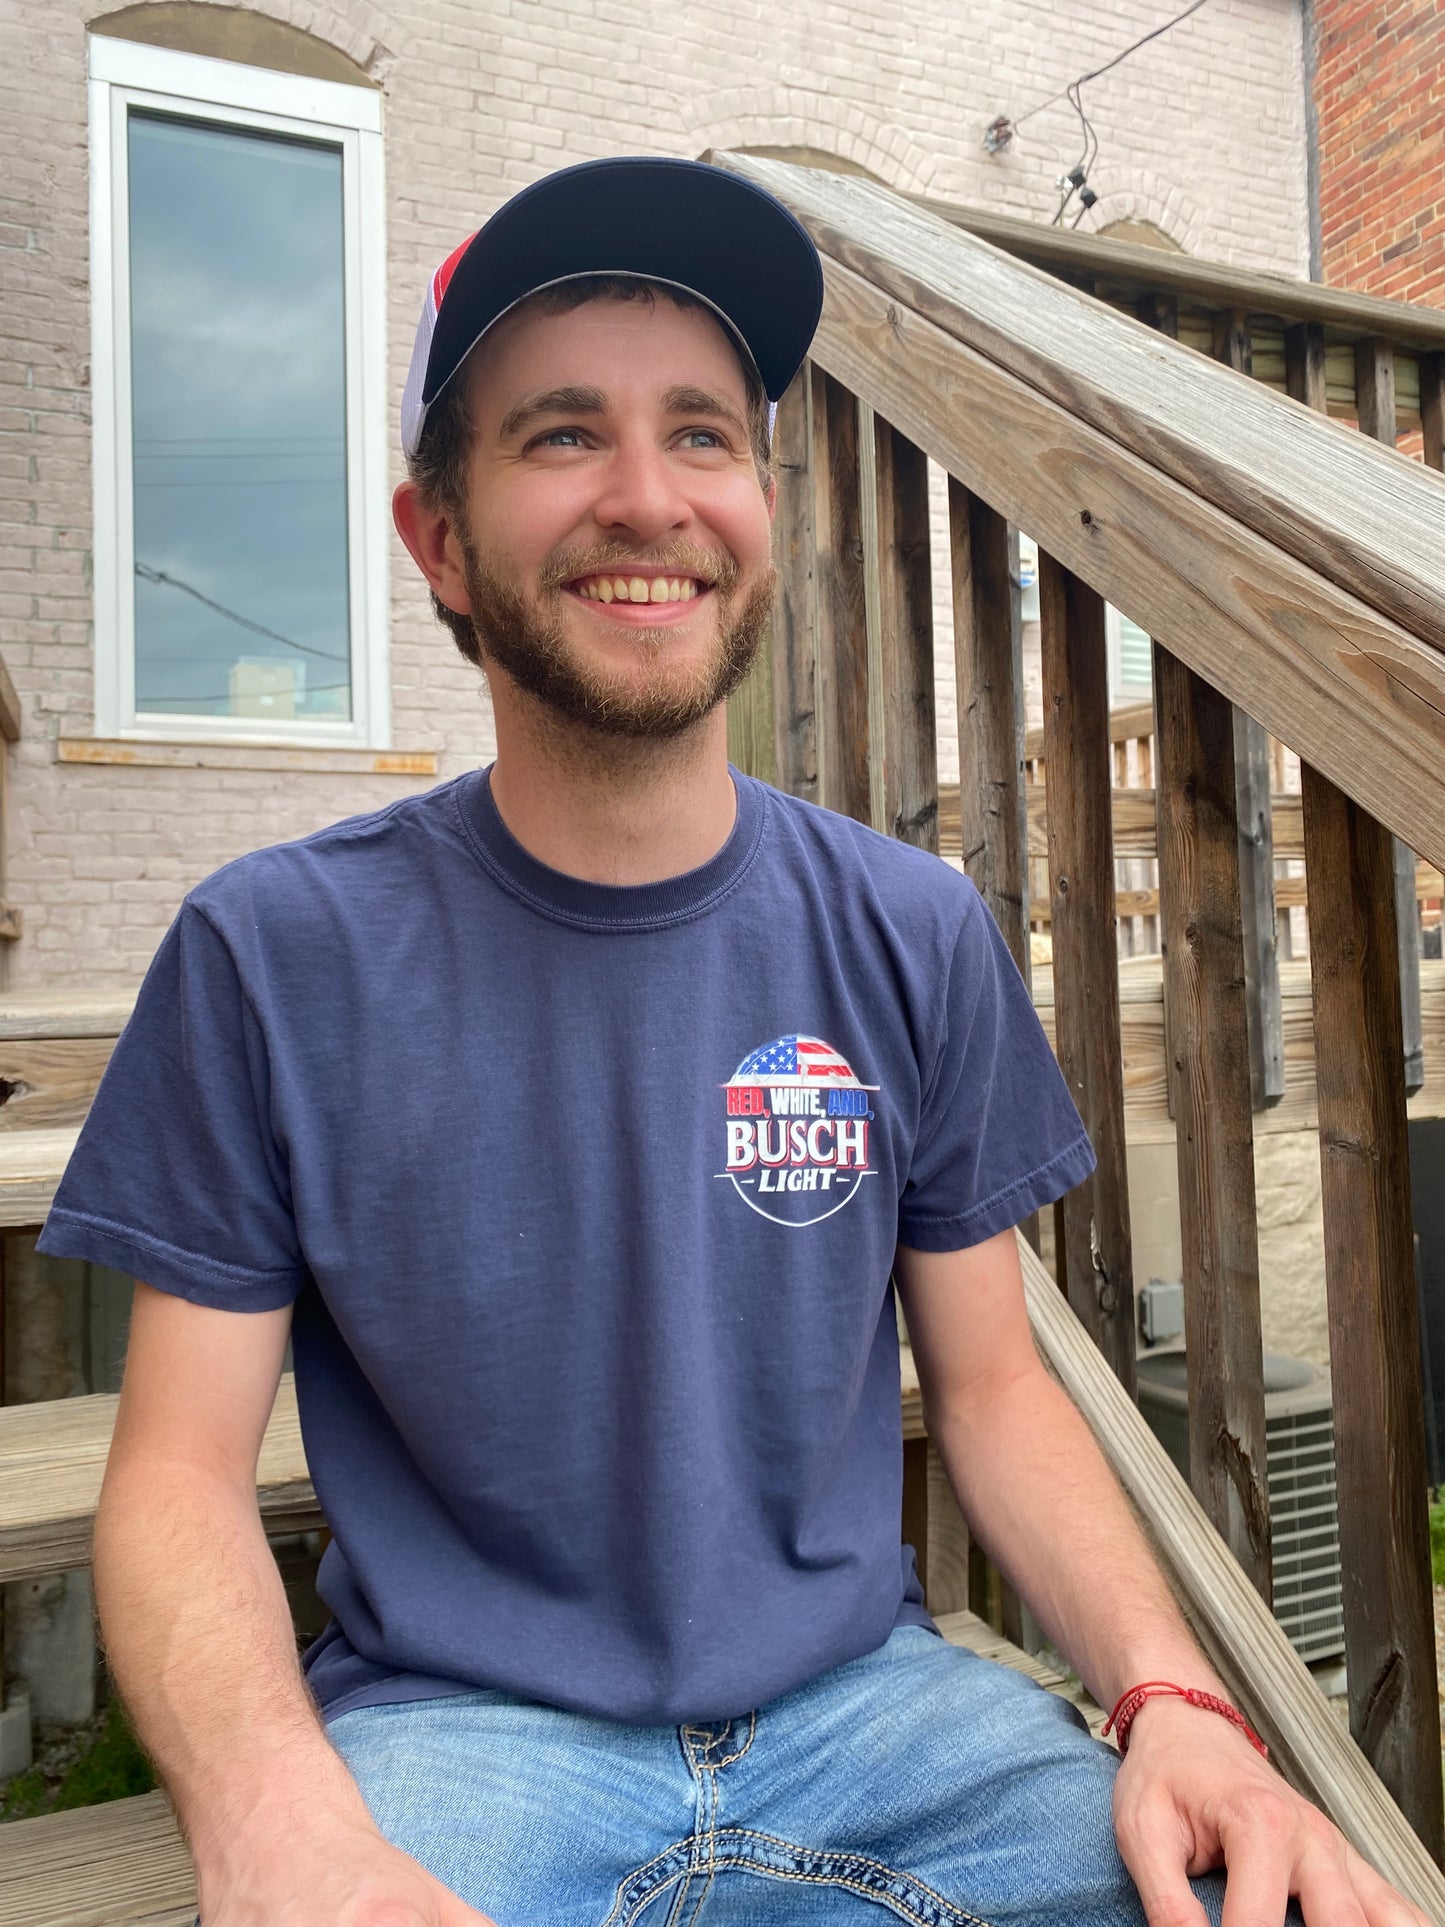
top-left (40, 770), bottom-right (1094, 1726)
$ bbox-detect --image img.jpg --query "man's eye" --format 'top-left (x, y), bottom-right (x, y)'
top-left (533, 427), bottom-right (586, 448)
top-left (680, 429), bottom-right (726, 450)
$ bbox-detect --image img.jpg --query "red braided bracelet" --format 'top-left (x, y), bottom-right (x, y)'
top-left (1102, 1681), bottom-right (1269, 1760)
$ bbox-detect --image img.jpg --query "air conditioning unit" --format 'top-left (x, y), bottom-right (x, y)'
top-left (1136, 1350), bottom-right (1345, 1666)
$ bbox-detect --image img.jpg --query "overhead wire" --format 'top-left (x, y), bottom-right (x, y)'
top-left (134, 561), bottom-right (348, 663)
top-left (1009, 0), bottom-right (1210, 140)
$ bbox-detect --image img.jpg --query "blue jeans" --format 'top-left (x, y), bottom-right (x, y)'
top-left (312, 1625), bottom-right (1241, 1926)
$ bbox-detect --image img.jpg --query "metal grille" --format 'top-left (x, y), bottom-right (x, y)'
top-left (1136, 1352), bottom-right (1345, 1666)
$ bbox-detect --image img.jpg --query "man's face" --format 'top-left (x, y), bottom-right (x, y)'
top-left (452, 293), bottom-right (776, 739)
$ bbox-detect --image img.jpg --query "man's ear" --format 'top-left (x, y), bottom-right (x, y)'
top-left (393, 481), bottom-right (472, 617)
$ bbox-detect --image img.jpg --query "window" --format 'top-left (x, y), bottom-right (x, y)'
top-left (88, 36), bottom-right (388, 745)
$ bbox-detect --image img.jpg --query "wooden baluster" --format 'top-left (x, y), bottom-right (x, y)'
top-left (1421, 352), bottom-right (1444, 472)
top-left (948, 481), bottom-right (1028, 969)
top-left (1285, 322), bottom-right (1328, 416)
top-left (769, 365), bottom-right (817, 803)
top-left (810, 369), bottom-right (871, 826)
top-left (871, 415), bottom-right (937, 853)
top-left (1214, 312), bottom-right (1284, 1111)
top-left (1153, 646), bottom-right (1271, 1599)
top-left (1354, 337), bottom-right (1425, 1095)
top-left (949, 479), bottom-right (1038, 1645)
top-left (1038, 550), bottom-right (1136, 1393)
top-left (1300, 766), bottom-right (1443, 1857)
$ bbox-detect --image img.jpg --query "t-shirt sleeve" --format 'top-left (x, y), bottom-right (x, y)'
top-left (897, 888), bottom-right (1097, 1251)
top-left (37, 898), bottom-right (306, 1310)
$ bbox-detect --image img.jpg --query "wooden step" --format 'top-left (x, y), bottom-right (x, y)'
top-left (0, 1612), bottom-right (1100, 1927)
top-left (0, 1375), bottom-right (322, 1584)
top-left (0, 1788), bottom-right (195, 1927)
top-left (0, 1127), bottom-right (81, 1229)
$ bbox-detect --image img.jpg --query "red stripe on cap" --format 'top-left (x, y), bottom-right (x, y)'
top-left (432, 231), bottom-right (478, 310)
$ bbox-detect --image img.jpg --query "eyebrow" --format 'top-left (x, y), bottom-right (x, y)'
top-left (498, 385), bottom-right (608, 441)
top-left (661, 385), bottom-right (749, 437)
top-left (498, 382), bottom-right (749, 442)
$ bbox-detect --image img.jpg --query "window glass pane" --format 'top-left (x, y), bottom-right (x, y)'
top-left (128, 111), bottom-right (351, 721)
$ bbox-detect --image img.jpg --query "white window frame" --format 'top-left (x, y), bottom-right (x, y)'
top-left (88, 36), bottom-right (390, 748)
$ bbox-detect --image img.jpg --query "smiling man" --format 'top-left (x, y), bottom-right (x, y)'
top-left (41, 159), bottom-right (1420, 1927)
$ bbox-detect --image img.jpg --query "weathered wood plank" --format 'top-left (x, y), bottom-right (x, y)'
top-left (0, 1788), bottom-right (198, 1927)
top-left (872, 416), bottom-right (937, 851)
top-left (810, 367), bottom-right (871, 825)
top-left (1234, 711), bottom-right (1285, 1109)
top-left (0, 990), bottom-right (135, 1040)
top-left (949, 480), bottom-right (1027, 966)
top-left (0, 1373), bottom-right (323, 1583)
top-left (0, 1128), bottom-right (79, 1230)
top-left (0, 1037), bottom-right (115, 1132)
top-left (1017, 1230), bottom-right (1445, 1914)
top-left (1352, 336), bottom-right (1426, 1098)
top-left (904, 187), bottom-right (1445, 356)
top-left (770, 365), bottom-right (818, 801)
top-left (1300, 763), bottom-right (1442, 1857)
top-left (1152, 646), bottom-right (1271, 1597)
top-left (795, 252), bottom-right (1445, 875)
top-left (715, 155), bottom-right (1445, 656)
top-left (1210, 309), bottom-right (1284, 1114)
top-left (1038, 551), bottom-right (1135, 1392)
top-left (724, 628), bottom-right (775, 783)
top-left (1285, 322), bottom-right (1329, 415)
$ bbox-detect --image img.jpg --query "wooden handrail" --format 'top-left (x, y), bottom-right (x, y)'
top-left (716, 153), bottom-right (1445, 876)
top-left (1018, 1232), bottom-right (1445, 1915)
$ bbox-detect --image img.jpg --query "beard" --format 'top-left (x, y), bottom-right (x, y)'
top-left (456, 528), bottom-right (776, 741)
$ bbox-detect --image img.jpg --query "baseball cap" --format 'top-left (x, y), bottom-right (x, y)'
top-left (400, 157), bottom-right (825, 460)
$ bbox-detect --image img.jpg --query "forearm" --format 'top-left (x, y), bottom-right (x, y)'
top-left (93, 1456), bottom-right (375, 1876)
top-left (929, 1361), bottom-right (1223, 1710)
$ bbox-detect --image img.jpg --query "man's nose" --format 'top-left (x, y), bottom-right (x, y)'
top-left (590, 438), bottom-right (693, 542)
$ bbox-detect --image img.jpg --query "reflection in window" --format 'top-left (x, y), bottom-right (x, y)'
top-left (128, 112), bottom-right (351, 721)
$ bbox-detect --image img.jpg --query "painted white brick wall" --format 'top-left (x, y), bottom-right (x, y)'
top-left (1, 0), bottom-right (1309, 985)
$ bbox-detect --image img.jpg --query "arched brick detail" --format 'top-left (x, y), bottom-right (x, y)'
top-left (1074, 166), bottom-right (1203, 254)
top-left (689, 95), bottom-right (939, 195)
top-left (86, 0), bottom-right (401, 86)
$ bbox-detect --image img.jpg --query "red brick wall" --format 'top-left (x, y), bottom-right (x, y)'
top-left (1313, 0), bottom-right (1445, 304)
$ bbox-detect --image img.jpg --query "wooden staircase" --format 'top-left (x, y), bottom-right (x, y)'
top-left (10, 159), bottom-right (1445, 1918)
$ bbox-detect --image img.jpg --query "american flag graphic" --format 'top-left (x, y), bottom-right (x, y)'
top-left (733, 1035), bottom-right (863, 1084)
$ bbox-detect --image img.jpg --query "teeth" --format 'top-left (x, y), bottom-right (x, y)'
top-left (574, 574), bottom-right (704, 604)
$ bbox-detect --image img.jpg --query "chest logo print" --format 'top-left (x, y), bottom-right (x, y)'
top-left (717, 1034), bottom-right (878, 1226)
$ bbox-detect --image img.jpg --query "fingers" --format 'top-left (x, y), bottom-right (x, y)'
top-left (1216, 1826), bottom-right (1305, 1927)
top-left (1316, 1843), bottom-right (1433, 1927)
top-left (1116, 1793), bottom-right (1213, 1927)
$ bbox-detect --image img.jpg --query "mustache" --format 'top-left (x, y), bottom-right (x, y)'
top-left (537, 540), bottom-right (741, 595)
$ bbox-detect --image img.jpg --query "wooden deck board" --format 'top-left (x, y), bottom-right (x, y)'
top-left (0, 1376), bottom-right (321, 1582)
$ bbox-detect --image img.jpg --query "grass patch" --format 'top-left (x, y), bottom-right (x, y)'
top-left (1431, 1490), bottom-right (1445, 1588)
top-left (0, 1697), bottom-right (154, 1823)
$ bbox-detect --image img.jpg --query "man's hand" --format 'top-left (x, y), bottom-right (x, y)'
top-left (1112, 1697), bottom-right (1430, 1927)
top-left (195, 1817), bottom-right (502, 1926)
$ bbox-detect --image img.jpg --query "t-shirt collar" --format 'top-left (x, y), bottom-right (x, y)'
top-left (455, 763), bottom-right (767, 931)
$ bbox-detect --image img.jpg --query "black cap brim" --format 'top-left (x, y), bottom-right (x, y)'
top-left (422, 157), bottom-right (824, 411)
